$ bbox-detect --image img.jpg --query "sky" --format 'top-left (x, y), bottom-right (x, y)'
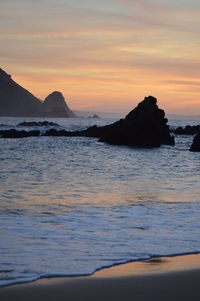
top-left (0, 0), bottom-right (200, 114)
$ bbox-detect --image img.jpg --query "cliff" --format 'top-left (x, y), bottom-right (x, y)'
top-left (0, 68), bottom-right (41, 116)
top-left (0, 68), bottom-right (75, 117)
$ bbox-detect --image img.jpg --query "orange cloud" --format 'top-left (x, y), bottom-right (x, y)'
top-left (0, 0), bottom-right (200, 114)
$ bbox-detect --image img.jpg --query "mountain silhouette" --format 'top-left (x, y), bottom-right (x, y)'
top-left (42, 91), bottom-right (75, 117)
top-left (0, 68), bottom-right (75, 117)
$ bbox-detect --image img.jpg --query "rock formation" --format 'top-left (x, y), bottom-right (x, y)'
top-left (0, 96), bottom-right (175, 147)
top-left (17, 121), bottom-right (59, 127)
top-left (98, 96), bottom-right (174, 146)
top-left (88, 114), bottom-right (100, 119)
top-left (45, 96), bottom-right (175, 147)
top-left (0, 68), bottom-right (75, 117)
top-left (190, 133), bottom-right (200, 152)
top-left (173, 125), bottom-right (200, 135)
top-left (42, 91), bottom-right (75, 118)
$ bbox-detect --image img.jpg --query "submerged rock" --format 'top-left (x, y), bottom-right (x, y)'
top-left (17, 121), bottom-right (59, 127)
top-left (174, 125), bottom-right (200, 135)
top-left (44, 129), bottom-right (76, 137)
top-left (0, 129), bottom-right (40, 138)
top-left (190, 133), bottom-right (200, 152)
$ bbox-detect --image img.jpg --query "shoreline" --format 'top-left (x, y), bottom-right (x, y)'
top-left (1, 251), bottom-right (200, 289)
top-left (1, 253), bottom-right (200, 300)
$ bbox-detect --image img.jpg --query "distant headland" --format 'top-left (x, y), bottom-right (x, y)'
top-left (0, 68), bottom-right (75, 117)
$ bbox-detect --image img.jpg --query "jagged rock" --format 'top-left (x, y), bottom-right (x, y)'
top-left (174, 125), bottom-right (200, 135)
top-left (98, 96), bottom-right (175, 147)
top-left (0, 129), bottom-right (40, 138)
top-left (190, 133), bottom-right (200, 152)
top-left (17, 121), bottom-right (59, 127)
top-left (0, 96), bottom-right (175, 147)
top-left (42, 91), bottom-right (75, 118)
top-left (44, 96), bottom-right (174, 147)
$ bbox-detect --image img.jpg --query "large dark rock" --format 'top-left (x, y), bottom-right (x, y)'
top-left (190, 133), bottom-right (200, 152)
top-left (97, 96), bottom-right (174, 147)
top-left (42, 91), bottom-right (75, 118)
top-left (44, 96), bottom-right (174, 147)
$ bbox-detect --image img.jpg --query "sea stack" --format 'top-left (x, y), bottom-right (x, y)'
top-left (42, 91), bottom-right (75, 118)
top-left (44, 96), bottom-right (175, 148)
top-left (97, 96), bottom-right (175, 147)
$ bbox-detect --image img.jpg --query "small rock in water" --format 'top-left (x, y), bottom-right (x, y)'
top-left (17, 121), bottom-right (59, 127)
top-left (88, 114), bottom-right (100, 119)
top-left (174, 125), bottom-right (200, 135)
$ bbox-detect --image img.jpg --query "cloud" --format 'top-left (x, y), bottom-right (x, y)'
top-left (0, 0), bottom-right (200, 113)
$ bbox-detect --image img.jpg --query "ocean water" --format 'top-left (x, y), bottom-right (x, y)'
top-left (0, 117), bottom-right (200, 287)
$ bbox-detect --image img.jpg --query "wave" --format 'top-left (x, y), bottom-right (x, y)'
top-left (1, 251), bottom-right (200, 288)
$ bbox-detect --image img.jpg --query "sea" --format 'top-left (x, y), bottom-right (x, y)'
top-left (0, 116), bottom-right (200, 287)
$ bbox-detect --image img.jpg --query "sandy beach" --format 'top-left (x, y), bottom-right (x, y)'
top-left (1, 254), bottom-right (200, 301)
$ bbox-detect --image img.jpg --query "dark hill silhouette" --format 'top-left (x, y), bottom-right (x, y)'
top-left (42, 91), bottom-right (75, 117)
top-left (0, 68), bottom-right (41, 116)
top-left (0, 68), bottom-right (75, 117)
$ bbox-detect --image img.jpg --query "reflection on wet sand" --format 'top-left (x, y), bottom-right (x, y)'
top-left (94, 254), bottom-right (200, 278)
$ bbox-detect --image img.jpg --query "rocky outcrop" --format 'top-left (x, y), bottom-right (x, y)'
top-left (97, 96), bottom-right (174, 147)
top-left (0, 68), bottom-right (75, 117)
top-left (0, 96), bottom-right (175, 147)
top-left (0, 129), bottom-right (40, 138)
top-left (44, 96), bottom-right (175, 147)
top-left (173, 125), bottom-right (200, 135)
top-left (190, 133), bottom-right (200, 152)
top-left (17, 121), bottom-right (59, 127)
top-left (42, 91), bottom-right (75, 118)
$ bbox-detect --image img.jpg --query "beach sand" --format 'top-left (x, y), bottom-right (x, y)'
top-left (1, 254), bottom-right (200, 301)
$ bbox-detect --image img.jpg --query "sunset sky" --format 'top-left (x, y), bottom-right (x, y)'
top-left (1, 0), bottom-right (200, 114)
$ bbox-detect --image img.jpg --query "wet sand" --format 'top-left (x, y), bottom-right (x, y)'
top-left (1, 254), bottom-right (200, 301)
